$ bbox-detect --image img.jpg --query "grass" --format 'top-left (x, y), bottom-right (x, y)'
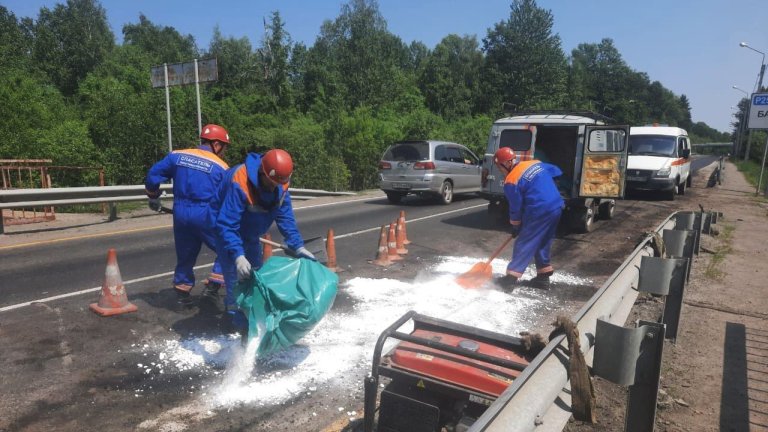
top-left (704, 223), bottom-right (734, 280)
top-left (733, 159), bottom-right (762, 186)
top-left (55, 201), bottom-right (147, 214)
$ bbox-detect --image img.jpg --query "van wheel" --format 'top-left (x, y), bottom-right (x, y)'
top-left (598, 200), bottom-right (615, 220)
top-left (665, 188), bottom-right (676, 201)
top-left (385, 191), bottom-right (405, 204)
top-left (573, 204), bottom-right (595, 233)
top-left (686, 175), bottom-right (692, 187)
top-left (677, 180), bottom-right (686, 195)
top-left (438, 181), bottom-right (453, 205)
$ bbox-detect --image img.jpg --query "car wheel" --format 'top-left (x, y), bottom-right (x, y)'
top-left (598, 200), bottom-right (615, 220)
top-left (572, 204), bottom-right (595, 233)
top-left (385, 191), bottom-right (405, 204)
top-left (438, 181), bottom-right (453, 205)
top-left (677, 180), bottom-right (686, 195)
top-left (686, 174), bottom-right (692, 187)
top-left (666, 187), bottom-right (676, 201)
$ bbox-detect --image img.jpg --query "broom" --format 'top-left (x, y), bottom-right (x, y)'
top-left (455, 234), bottom-right (516, 288)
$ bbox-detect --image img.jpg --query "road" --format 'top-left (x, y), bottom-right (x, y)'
top-left (0, 155), bottom-right (720, 431)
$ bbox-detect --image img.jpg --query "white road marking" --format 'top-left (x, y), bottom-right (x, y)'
top-left (0, 202), bottom-right (487, 313)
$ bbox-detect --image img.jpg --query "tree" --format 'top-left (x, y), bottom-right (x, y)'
top-left (122, 14), bottom-right (198, 64)
top-left (260, 11), bottom-right (294, 109)
top-left (480, 0), bottom-right (567, 114)
top-left (31, 0), bottom-right (115, 96)
top-left (419, 34), bottom-right (483, 118)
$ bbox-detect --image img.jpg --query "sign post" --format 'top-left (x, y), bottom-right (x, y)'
top-left (747, 93), bottom-right (768, 195)
top-left (150, 58), bottom-right (218, 153)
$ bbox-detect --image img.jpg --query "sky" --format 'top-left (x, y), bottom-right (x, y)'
top-left (4, 0), bottom-right (767, 133)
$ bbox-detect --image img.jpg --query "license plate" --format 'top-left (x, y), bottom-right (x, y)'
top-left (393, 183), bottom-right (411, 190)
top-left (627, 176), bottom-right (645, 182)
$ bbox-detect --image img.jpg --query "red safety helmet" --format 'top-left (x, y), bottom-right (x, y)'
top-left (494, 147), bottom-right (516, 165)
top-left (261, 149), bottom-right (294, 185)
top-left (200, 124), bottom-right (230, 144)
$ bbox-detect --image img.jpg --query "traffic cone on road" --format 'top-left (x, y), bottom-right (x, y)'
top-left (387, 222), bottom-right (402, 261)
top-left (372, 225), bottom-right (392, 266)
top-left (326, 228), bottom-right (339, 272)
top-left (263, 233), bottom-right (273, 261)
top-left (90, 249), bottom-right (138, 317)
top-left (398, 211), bottom-right (411, 245)
top-left (396, 220), bottom-right (408, 255)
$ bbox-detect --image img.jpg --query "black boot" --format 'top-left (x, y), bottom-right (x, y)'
top-left (496, 274), bottom-right (518, 290)
top-left (200, 282), bottom-right (221, 303)
top-left (174, 288), bottom-right (195, 311)
top-left (530, 271), bottom-right (553, 289)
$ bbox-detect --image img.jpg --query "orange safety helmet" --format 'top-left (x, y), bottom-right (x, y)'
top-left (494, 147), bottom-right (516, 165)
top-left (200, 124), bottom-right (230, 144)
top-left (261, 149), bottom-right (294, 184)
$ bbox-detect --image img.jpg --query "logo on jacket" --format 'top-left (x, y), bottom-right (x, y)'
top-left (178, 155), bottom-right (213, 173)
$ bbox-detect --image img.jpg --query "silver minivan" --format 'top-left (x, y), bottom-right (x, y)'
top-left (378, 140), bottom-right (481, 204)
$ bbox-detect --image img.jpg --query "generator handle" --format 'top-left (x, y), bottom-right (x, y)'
top-left (364, 310), bottom-right (418, 432)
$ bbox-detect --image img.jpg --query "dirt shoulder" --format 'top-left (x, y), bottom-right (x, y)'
top-left (567, 161), bottom-right (768, 432)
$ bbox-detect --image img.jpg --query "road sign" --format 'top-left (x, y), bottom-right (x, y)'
top-left (748, 92), bottom-right (768, 130)
top-left (150, 58), bottom-right (218, 88)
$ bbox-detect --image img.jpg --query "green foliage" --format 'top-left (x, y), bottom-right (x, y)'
top-left (419, 34), bottom-right (483, 118)
top-left (122, 14), bottom-right (198, 64)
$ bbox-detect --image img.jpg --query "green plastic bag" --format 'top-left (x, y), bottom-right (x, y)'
top-left (234, 256), bottom-right (338, 356)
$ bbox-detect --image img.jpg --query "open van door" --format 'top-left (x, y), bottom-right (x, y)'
top-left (484, 125), bottom-right (537, 198)
top-left (579, 126), bottom-right (629, 198)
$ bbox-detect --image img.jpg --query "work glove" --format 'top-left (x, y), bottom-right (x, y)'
top-left (235, 255), bottom-right (252, 281)
top-left (510, 223), bottom-right (521, 238)
top-left (148, 198), bottom-right (161, 212)
top-left (295, 246), bottom-right (316, 261)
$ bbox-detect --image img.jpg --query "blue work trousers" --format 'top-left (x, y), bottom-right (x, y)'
top-left (506, 207), bottom-right (562, 277)
top-left (172, 203), bottom-right (223, 290)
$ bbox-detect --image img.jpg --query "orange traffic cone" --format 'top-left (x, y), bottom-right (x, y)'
top-left (263, 233), bottom-right (273, 261)
top-left (372, 225), bottom-right (392, 266)
top-left (387, 222), bottom-right (402, 261)
top-left (396, 221), bottom-right (408, 255)
top-left (326, 228), bottom-right (339, 272)
top-left (399, 210), bottom-right (411, 245)
top-left (90, 249), bottom-right (138, 317)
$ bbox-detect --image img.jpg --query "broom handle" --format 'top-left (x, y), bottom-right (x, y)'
top-left (486, 234), bottom-right (516, 264)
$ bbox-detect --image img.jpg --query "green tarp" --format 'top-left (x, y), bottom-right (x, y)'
top-left (234, 256), bottom-right (338, 356)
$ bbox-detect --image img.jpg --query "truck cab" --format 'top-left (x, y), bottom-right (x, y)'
top-left (626, 126), bottom-right (691, 200)
top-left (479, 112), bottom-right (630, 233)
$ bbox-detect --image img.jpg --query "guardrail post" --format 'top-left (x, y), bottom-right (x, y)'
top-left (108, 203), bottom-right (117, 222)
top-left (593, 319), bottom-right (666, 432)
top-left (674, 211), bottom-right (699, 256)
top-left (637, 256), bottom-right (687, 341)
top-left (662, 229), bottom-right (694, 282)
top-left (0, 213), bottom-right (4, 235)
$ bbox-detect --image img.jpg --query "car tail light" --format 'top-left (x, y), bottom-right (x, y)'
top-left (481, 167), bottom-right (489, 187)
top-left (413, 161), bottom-right (435, 170)
top-left (379, 161), bottom-right (392, 169)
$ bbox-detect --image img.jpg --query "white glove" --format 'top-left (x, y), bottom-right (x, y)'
top-left (235, 255), bottom-right (252, 280)
top-left (148, 198), bottom-right (161, 212)
top-left (296, 246), bottom-right (316, 261)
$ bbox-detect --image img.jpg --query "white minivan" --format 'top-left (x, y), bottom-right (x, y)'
top-left (626, 126), bottom-right (691, 200)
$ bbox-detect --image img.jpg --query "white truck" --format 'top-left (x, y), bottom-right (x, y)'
top-left (626, 126), bottom-right (692, 200)
top-left (479, 112), bottom-right (630, 233)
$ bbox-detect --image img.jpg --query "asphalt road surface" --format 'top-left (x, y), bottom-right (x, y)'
top-left (0, 155), bottom-right (720, 431)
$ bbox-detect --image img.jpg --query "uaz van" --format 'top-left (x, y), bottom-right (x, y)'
top-left (626, 126), bottom-right (691, 200)
top-left (479, 112), bottom-right (629, 233)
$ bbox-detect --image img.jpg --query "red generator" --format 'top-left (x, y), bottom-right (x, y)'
top-left (361, 311), bottom-right (532, 432)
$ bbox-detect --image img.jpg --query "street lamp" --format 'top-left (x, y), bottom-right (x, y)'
top-left (740, 42), bottom-right (766, 91)
top-left (732, 85), bottom-right (751, 160)
top-left (731, 106), bottom-right (746, 158)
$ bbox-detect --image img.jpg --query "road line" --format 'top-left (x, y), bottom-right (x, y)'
top-left (0, 224), bottom-right (173, 250)
top-left (0, 202), bottom-right (486, 312)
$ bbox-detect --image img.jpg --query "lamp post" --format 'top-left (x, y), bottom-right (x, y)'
top-left (731, 106), bottom-right (746, 158)
top-left (741, 42), bottom-right (768, 195)
top-left (733, 85), bottom-right (751, 160)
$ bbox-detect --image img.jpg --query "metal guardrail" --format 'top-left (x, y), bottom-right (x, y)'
top-left (0, 184), bottom-right (356, 233)
top-left (469, 209), bottom-right (714, 432)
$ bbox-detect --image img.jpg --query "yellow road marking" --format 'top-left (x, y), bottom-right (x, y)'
top-left (0, 224), bottom-right (172, 250)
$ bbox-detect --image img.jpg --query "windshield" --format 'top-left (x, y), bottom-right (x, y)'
top-left (383, 142), bottom-right (430, 161)
top-left (628, 135), bottom-right (676, 157)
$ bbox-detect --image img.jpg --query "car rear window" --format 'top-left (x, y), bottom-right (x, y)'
top-left (383, 142), bottom-right (430, 161)
top-left (499, 129), bottom-right (532, 151)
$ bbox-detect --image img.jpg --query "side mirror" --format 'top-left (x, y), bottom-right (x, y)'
top-left (682, 148), bottom-right (691, 158)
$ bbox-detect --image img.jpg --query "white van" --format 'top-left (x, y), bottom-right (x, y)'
top-left (626, 126), bottom-right (691, 200)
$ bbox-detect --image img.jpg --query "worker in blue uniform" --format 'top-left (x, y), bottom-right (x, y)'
top-left (493, 147), bottom-right (564, 288)
top-left (145, 124), bottom-right (230, 308)
top-left (214, 149), bottom-right (315, 331)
